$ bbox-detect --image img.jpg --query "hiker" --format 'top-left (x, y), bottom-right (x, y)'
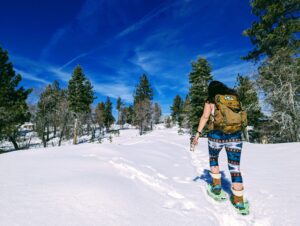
top-left (192, 80), bottom-right (248, 213)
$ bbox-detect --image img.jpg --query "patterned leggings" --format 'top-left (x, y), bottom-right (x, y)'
top-left (208, 130), bottom-right (243, 183)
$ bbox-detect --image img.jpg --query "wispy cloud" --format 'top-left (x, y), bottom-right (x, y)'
top-left (130, 50), bottom-right (170, 75)
top-left (60, 0), bottom-right (190, 69)
top-left (11, 54), bottom-right (71, 84)
top-left (212, 62), bottom-right (256, 83)
top-left (116, 2), bottom-right (172, 38)
top-left (15, 68), bottom-right (50, 85)
top-left (92, 82), bottom-right (133, 102)
top-left (58, 52), bottom-right (90, 71)
top-left (40, 28), bottom-right (67, 60)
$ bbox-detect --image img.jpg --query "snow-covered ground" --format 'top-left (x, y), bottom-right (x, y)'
top-left (0, 127), bottom-right (299, 226)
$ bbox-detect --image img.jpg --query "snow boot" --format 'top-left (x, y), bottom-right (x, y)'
top-left (230, 187), bottom-right (250, 215)
top-left (207, 172), bottom-right (227, 201)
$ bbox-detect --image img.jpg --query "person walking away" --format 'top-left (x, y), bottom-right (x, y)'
top-left (192, 81), bottom-right (249, 215)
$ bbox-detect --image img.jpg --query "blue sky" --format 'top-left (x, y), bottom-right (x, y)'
top-left (0, 0), bottom-right (256, 114)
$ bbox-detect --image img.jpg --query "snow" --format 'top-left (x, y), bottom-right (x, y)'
top-left (0, 127), bottom-right (299, 226)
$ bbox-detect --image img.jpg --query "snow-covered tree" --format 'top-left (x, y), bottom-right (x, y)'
top-left (258, 50), bottom-right (300, 142)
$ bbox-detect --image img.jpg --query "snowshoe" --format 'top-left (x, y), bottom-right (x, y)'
top-left (207, 184), bottom-right (227, 201)
top-left (230, 195), bottom-right (250, 215)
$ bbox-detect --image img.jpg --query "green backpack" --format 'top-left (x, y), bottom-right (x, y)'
top-left (208, 94), bottom-right (248, 134)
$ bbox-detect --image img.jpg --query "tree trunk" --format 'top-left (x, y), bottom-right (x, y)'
top-left (87, 122), bottom-right (90, 136)
top-left (42, 132), bottom-right (47, 148)
top-left (90, 126), bottom-right (95, 142)
top-left (53, 125), bottom-right (57, 138)
top-left (140, 121), bottom-right (143, 135)
top-left (243, 127), bottom-right (250, 142)
top-left (46, 125), bottom-right (50, 141)
top-left (73, 117), bottom-right (78, 145)
top-left (117, 110), bottom-right (120, 126)
top-left (9, 136), bottom-right (19, 150)
top-left (58, 120), bottom-right (67, 146)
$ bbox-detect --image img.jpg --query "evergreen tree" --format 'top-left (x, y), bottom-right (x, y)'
top-left (49, 80), bottom-right (61, 138)
top-left (170, 95), bottom-right (184, 128)
top-left (125, 105), bottom-right (134, 124)
top-left (0, 47), bottom-right (31, 150)
top-left (243, 0), bottom-right (299, 61)
top-left (134, 99), bottom-right (151, 135)
top-left (244, 0), bottom-right (300, 142)
top-left (153, 103), bottom-right (162, 124)
top-left (182, 95), bottom-right (192, 129)
top-left (133, 74), bottom-right (154, 134)
top-left (188, 57), bottom-right (213, 134)
top-left (67, 65), bottom-right (94, 144)
top-left (235, 74), bottom-right (263, 142)
top-left (235, 74), bottom-right (263, 127)
top-left (104, 97), bottom-right (115, 131)
top-left (133, 74), bottom-right (153, 104)
top-left (36, 84), bottom-right (52, 147)
top-left (95, 102), bottom-right (105, 134)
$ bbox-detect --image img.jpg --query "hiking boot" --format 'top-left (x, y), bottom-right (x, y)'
top-left (231, 187), bottom-right (245, 210)
top-left (210, 172), bottom-right (221, 195)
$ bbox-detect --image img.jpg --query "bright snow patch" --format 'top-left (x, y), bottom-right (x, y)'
top-left (0, 128), bottom-right (298, 226)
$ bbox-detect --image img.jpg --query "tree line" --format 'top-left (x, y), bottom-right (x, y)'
top-left (170, 0), bottom-right (299, 143)
top-left (0, 52), bottom-right (162, 150)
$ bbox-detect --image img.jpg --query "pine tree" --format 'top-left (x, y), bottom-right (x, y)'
top-left (182, 95), bottom-right (192, 130)
top-left (133, 74), bottom-right (154, 134)
top-left (133, 74), bottom-right (153, 105)
top-left (0, 47), bottom-right (32, 150)
top-left (244, 0), bottom-right (300, 142)
top-left (188, 57), bottom-right (213, 134)
top-left (50, 80), bottom-right (61, 138)
top-left (104, 97), bottom-right (115, 131)
top-left (134, 99), bottom-right (151, 135)
top-left (67, 65), bottom-right (94, 144)
top-left (36, 85), bottom-right (52, 147)
top-left (243, 0), bottom-right (299, 61)
top-left (170, 95), bottom-right (184, 129)
top-left (235, 74), bottom-right (263, 127)
top-left (235, 74), bottom-right (263, 141)
top-left (95, 102), bottom-right (105, 134)
top-left (125, 105), bottom-right (134, 124)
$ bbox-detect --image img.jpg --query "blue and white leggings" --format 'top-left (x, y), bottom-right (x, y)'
top-left (207, 130), bottom-right (243, 183)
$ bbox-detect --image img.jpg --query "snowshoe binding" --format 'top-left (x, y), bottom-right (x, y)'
top-left (207, 183), bottom-right (227, 201)
top-left (207, 172), bottom-right (227, 201)
top-left (230, 188), bottom-right (250, 215)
